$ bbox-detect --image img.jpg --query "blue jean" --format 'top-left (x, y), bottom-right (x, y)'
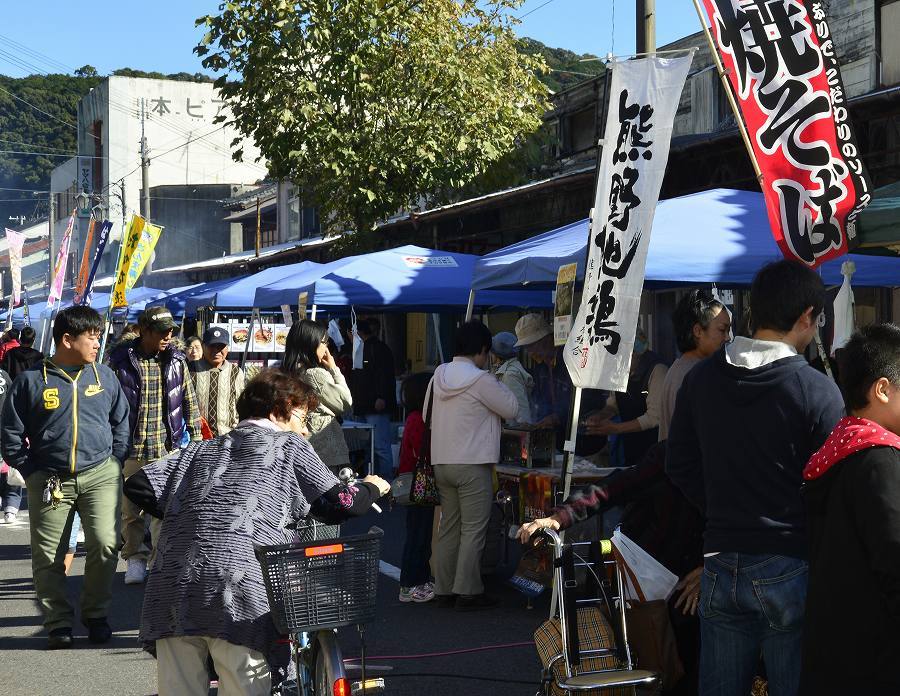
top-left (1, 472), bottom-right (22, 512)
top-left (699, 553), bottom-right (807, 696)
top-left (400, 505), bottom-right (434, 588)
top-left (365, 413), bottom-right (394, 478)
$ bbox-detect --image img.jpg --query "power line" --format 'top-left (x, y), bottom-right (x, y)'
top-left (0, 149), bottom-right (107, 159)
top-left (0, 83), bottom-right (80, 133)
top-left (519, 0), bottom-right (560, 19)
top-left (0, 138), bottom-right (76, 154)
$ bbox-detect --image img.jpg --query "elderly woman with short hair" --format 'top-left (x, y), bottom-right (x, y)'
top-left (124, 369), bottom-right (389, 695)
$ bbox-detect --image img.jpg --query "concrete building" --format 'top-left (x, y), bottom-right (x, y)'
top-left (48, 75), bottom-right (267, 292)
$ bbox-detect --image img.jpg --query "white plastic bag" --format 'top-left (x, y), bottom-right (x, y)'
top-left (6, 467), bottom-right (26, 488)
top-left (351, 308), bottom-right (364, 369)
top-left (328, 319), bottom-right (345, 349)
top-left (611, 529), bottom-right (679, 602)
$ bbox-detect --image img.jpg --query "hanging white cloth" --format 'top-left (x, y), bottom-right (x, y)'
top-left (831, 260), bottom-right (856, 356)
top-left (351, 307), bottom-right (364, 369)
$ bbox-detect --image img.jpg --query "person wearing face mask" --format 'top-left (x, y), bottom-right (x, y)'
top-left (281, 319), bottom-right (353, 471)
top-left (427, 320), bottom-right (518, 611)
top-left (581, 326), bottom-right (668, 467)
top-left (123, 369), bottom-right (389, 695)
top-left (189, 327), bottom-right (245, 438)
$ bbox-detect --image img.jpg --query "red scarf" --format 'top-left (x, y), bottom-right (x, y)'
top-left (804, 416), bottom-right (900, 481)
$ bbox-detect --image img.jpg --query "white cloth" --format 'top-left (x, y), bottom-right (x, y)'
top-left (156, 635), bottom-right (271, 696)
top-left (831, 261), bottom-right (856, 355)
top-left (725, 336), bottom-right (797, 369)
top-left (425, 357), bottom-right (518, 466)
top-left (658, 354), bottom-right (701, 442)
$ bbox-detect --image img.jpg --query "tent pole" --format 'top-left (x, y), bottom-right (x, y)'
top-left (465, 289), bottom-right (475, 321)
top-left (431, 313), bottom-right (445, 364)
top-left (311, 304), bottom-right (318, 321)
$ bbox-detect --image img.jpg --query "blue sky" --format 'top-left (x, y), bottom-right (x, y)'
top-left (0, 1), bottom-right (701, 78)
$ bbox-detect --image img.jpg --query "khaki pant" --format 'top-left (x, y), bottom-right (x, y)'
top-left (120, 458), bottom-right (161, 561)
top-left (26, 457), bottom-right (122, 631)
top-left (156, 636), bottom-right (271, 696)
top-left (433, 464), bottom-right (493, 596)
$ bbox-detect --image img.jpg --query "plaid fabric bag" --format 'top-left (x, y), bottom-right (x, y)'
top-left (534, 606), bottom-right (629, 696)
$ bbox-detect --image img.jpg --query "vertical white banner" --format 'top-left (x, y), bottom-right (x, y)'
top-left (5, 228), bottom-right (25, 304)
top-left (564, 55), bottom-right (693, 391)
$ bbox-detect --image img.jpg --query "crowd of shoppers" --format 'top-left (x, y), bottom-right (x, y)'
top-left (5, 258), bottom-right (900, 696)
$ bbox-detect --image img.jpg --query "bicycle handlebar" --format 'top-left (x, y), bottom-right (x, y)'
top-left (338, 467), bottom-right (382, 514)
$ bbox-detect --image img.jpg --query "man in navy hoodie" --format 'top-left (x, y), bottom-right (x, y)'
top-left (666, 260), bottom-right (843, 696)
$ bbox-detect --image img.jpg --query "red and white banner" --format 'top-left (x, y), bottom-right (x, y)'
top-left (701, 0), bottom-right (871, 267)
top-left (4, 228), bottom-right (25, 304)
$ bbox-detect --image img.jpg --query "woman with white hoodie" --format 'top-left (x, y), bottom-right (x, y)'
top-left (426, 321), bottom-right (519, 611)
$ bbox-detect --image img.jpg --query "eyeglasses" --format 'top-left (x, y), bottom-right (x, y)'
top-left (291, 410), bottom-right (310, 426)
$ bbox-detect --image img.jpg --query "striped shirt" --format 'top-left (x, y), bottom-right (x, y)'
top-left (190, 359), bottom-right (245, 436)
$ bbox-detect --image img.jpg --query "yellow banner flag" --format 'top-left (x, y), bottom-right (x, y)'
top-left (125, 221), bottom-right (163, 290)
top-left (111, 215), bottom-right (143, 308)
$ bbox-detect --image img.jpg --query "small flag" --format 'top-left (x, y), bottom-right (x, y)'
top-left (80, 220), bottom-right (111, 306)
top-left (73, 218), bottom-right (97, 305)
top-left (47, 210), bottom-right (75, 305)
top-left (5, 228), bottom-right (25, 305)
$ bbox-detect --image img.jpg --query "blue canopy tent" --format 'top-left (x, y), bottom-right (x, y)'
top-left (253, 244), bottom-right (553, 311)
top-left (472, 188), bottom-right (900, 291)
top-left (148, 275), bottom-right (253, 318)
top-left (180, 261), bottom-right (323, 317)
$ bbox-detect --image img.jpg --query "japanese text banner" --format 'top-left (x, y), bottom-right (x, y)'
top-left (47, 211), bottom-right (75, 305)
top-left (564, 55), bottom-right (692, 391)
top-left (701, 0), bottom-right (871, 267)
top-left (111, 215), bottom-right (144, 308)
top-left (79, 220), bottom-right (112, 306)
top-left (111, 215), bottom-right (162, 308)
top-left (5, 228), bottom-right (25, 304)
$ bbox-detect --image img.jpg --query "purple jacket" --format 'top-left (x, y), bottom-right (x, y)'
top-left (108, 340), bottom-right (190, 449)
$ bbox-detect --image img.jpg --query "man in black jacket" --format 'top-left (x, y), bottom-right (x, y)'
top-left (2, 325), bottom-right (43, 379)
top-left (800, 324), bottom-right (900, 695)
top-left (0, 307), bottom-right (130, 649)
top-left (351, 319), bottom-right (396, 478)
top-left (666, 260), bottom-right (843, 696)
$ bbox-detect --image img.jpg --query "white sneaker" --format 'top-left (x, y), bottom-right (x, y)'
top-left (124, 558), bottom-right (147, 585)
top-left (3, 512), bottom-right (16, 524)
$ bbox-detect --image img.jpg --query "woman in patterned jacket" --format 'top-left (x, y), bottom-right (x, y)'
top-left (124, 369), bottom-right (389, 695)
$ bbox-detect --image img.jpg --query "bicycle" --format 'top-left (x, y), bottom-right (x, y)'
top-left (256, 469), bottom-right (386, 696)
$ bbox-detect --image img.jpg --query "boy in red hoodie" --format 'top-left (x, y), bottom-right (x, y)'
top-left (801, 323), bottom-right (900, 695)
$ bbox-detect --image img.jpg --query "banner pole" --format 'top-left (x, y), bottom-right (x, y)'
top-left (691, 0), bottom-right (763, 183)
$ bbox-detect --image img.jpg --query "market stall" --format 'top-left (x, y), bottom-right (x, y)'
top-left (471, 188), bottom-right (900, 293)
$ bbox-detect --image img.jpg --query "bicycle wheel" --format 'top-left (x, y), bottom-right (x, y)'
top-left (312, 631), bottom-right (347, 696)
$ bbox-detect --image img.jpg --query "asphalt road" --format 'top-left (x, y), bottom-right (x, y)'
top-left (0, 503), bottom-right (549, 696)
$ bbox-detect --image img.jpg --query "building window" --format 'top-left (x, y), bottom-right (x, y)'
top-left (243, 222), bottom-right (277, 250)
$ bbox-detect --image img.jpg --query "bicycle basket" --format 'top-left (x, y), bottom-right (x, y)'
top-left (256, 526), bottom-right (383, 634)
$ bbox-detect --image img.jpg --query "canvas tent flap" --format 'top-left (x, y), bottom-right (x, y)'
top-left (473, 188), bottom-right (900, 290)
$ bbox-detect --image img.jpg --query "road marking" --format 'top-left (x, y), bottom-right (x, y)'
top-left (378, 560), bottom-right (400, 582)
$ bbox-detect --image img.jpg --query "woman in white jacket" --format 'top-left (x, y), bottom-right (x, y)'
top-left (426, 321), bottom-right (518, 611)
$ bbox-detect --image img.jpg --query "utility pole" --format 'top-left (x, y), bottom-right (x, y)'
top-left (140, 98), bottom-right (153, 278)
top-left (47, 191), bottom-right (55, 291)
top-left (636, 0), bottom-right (656, 54)
top-left (255, 196), bottom-right (261, 258)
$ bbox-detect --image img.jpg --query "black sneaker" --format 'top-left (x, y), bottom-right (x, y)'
top-left (455, 594), bottom-right (500, 612)
top-left (83, 617), bottom-right (112, 644)
top-left (434, 594), bottom-right (458, 608)
top-left (47, 627), bottom-right (73, 650)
